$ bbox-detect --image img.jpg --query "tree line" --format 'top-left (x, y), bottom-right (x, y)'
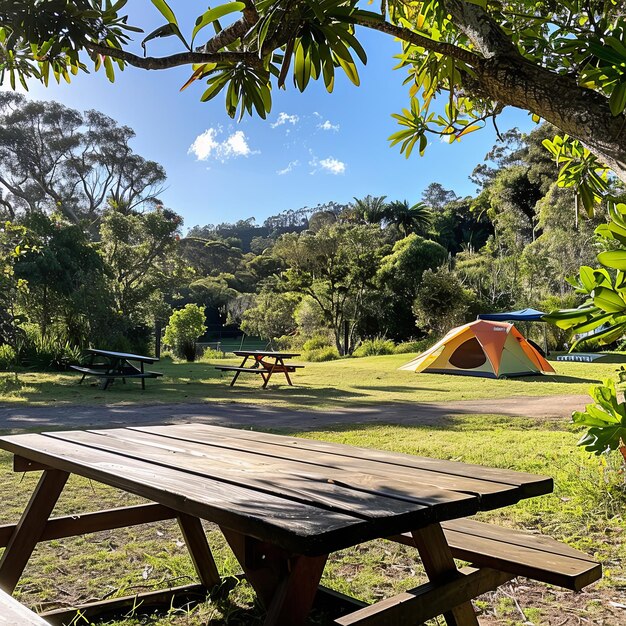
top-left (2, 95), bottom-right (619, 368)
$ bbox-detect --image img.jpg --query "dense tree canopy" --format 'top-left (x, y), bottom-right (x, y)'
top-left (0, 92), bottom-right (165, 231)
top-left (3, 0), bottom-right (626, 200)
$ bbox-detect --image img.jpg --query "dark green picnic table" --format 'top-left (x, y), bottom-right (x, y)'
top-left (70, 348), bottom-right (162, 390)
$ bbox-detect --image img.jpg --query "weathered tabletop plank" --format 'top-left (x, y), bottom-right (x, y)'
top-left (49, 428), bottom-right (477, 520)
top-left (134, 424), bottom-right (549, 507)
top-left (162, 423), bottom-right (549, 490)
top-left (0, 433), bottom-right (367, 555)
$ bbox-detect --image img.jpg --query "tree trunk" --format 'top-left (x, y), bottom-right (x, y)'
top-left (441, 0), bottom-right (626, 182)
top-left (471, 54), bottom-right (626, 181)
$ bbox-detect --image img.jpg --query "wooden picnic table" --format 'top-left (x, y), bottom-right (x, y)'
top-left (70, 348), bottom-right (162, 390)
top-left (215, 350), bottom-right (304, 388)
top-left (0, 424), bottom-right (600, 626)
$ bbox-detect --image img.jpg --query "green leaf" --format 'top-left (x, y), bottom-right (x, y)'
top-left (610, 82), bottom-right (626, 116)
top-left (593, 287), bottom-right (626, 313)
top-left (579, 266), bottom-right (597, 291)
top-left (192, 3), bottom-right (245, 45)
top-left (293, 41), bottom-right (309, 91)
top-left (103, 56), bottom-right (115, 82)
top-left (570, 313), bottom-right (614, 334)
top-left (200, 76), bottom-right (228, 102)
top-left (576, 322), bottom-right (626, 347)
top-left (141, 23), bottom-right (177, 50)
top-left (598, 250), bottom-right (626, 270)
top-left (150, 0), bottom-right (178, 25)
top-left (335, 55), bottom-right (360, 86)
top-left (543, 306), bottom-right (598, 328)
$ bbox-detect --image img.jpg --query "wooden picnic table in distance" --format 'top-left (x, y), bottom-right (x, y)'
top-left (215, 350), bottom-right (304, 388)
top-left (70, 348), bottom-right (162, 390)
top-left (0, 424), bottom-right (600, 626)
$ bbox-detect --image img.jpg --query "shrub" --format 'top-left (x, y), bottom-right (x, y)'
top-left (302, 346), bottom-right (340, 362)
top-left (413, 267), bottom-right (472, 335)
top-left (240, 291), bottom-right (298, 342)
top-left (303, 334), bottom-right (333, 351)
top-left (164, 304), bottom-right (207, 362)
top-left (106, 335), bottom-right (135, 355)
top-left (18, 336), bottom-right (82, 370)
top-left (353, 337), bottom-right (396, 357)
top-left (271, 334), bottom-right (296, 350)
top-left (197, 348), bottom-right (228, 362)
top-left (0, 345), bottom-right (16, 370)
top-left (394, 339), bottom-right (434, 354)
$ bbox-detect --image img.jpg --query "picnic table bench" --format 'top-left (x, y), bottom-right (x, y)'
top-left (70, 348), bottom-right (162, 390)
top-left (0, 424), bottom-right (600, 626)
top-left (215, 350), bottom-right (304, 388)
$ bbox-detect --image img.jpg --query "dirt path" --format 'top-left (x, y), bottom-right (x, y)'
top-left (0, 394), bottom-right (589, 432)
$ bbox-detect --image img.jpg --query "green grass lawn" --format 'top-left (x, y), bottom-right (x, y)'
top-left (1, 355), bottom-right (625, 624)
top-left (0, 353), bottom-right (621, 409)
top-left (0, 415), bottom-right (623, 625)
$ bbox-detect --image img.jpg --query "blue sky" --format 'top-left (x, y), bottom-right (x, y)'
top-left (22, 2), bottom-right (534, 231)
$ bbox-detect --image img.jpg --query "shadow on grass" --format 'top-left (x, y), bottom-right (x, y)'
top-left (274, 414), bottom-right (560, 436)
top-left (517, 374), bottom-right (600, 384)
top-left (4, 358), bottom-right (372, 408)
top-left (351, 385), bottom-right (447, 393)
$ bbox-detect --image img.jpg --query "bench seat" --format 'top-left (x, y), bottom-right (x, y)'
top-left (0, 588), bottom-right (50, 625)
top-left (259, 361), bottom-right (305, 372)
top-left (215, 366), bottom-right (267, 374)
top-left (389, 518), bottom-right (601, 592)
top-left (70, 366), bottom-right (162, 379)
top-left (215, 365), bottom-right (304, 374)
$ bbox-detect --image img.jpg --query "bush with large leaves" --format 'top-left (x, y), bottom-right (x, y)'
top-left (545, 200), bottom-right (626, 461)
top-left (545, 201), bottom-right (626, 349)
top-left (572, 379), bottom-right (626, 463)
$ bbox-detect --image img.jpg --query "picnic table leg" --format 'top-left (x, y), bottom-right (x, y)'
top-left (230, 355), bottom-right (250, 386)
top-left (221, 528), bottom-right (327, 626)
top-left (100, 357), bottom-right (119, 390)
top-left (79, 352), bottom-right (95, 384)
top-left (411, 523), bottom-right (480, 626)
top-left (277, 358), bottom-right (293, 386)
top-left (0, 469), bottom-right (70, 593)
top-left (177, 513), bottom-right (221, 588)
top-left (140, 361), bottom-right (145, 390)
top-left (262, 361), bottom-right (276, 389)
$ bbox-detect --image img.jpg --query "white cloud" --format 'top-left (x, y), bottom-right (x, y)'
top-left (318, 120), bottom-right (340, 131)
top-left (188, 128), bottom-right (219, 160)
top-left (223, 130), bottom-right (253, 157)
top-left (319, 157), bottom-right (346, 175)
top-left (277, 160), bottom-right (299, 175)
top-left (271, 112), bottom-right (299, 128)
top-left (188, 128), bottom-right (257, 162)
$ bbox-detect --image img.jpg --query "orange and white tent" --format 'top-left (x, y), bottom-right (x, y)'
top-left (400, 320), bottom-right (554, 378)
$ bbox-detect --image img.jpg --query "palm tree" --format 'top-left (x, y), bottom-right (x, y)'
top-left (349, 195), bottom-right (388, 225)
top-left (385, 200), bottom-right (433, 237)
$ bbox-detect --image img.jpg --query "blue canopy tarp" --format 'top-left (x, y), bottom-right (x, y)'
top-left (477, 308), bottom-right (545, 322)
